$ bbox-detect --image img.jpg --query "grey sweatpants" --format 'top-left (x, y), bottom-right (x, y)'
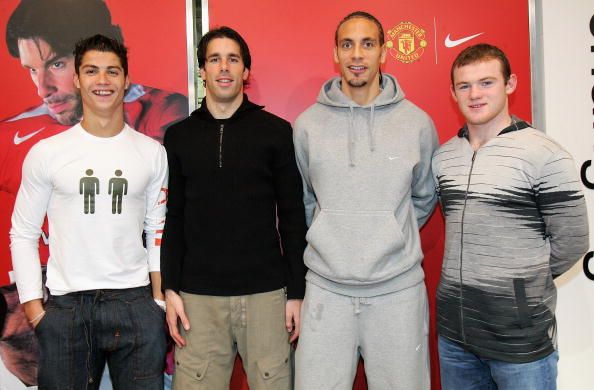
top-left (295, 281), bottom-right (430, 390)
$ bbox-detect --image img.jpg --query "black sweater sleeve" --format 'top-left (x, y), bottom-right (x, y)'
top-left (273, 121), bottom-right (308, 299)
top-left (160, 126), bottom-right (186, 292)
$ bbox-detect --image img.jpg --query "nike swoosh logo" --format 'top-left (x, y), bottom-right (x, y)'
top-left (13, 127), bottom-right (45, 145)
top-left (444, 32), bottom-right (484, 48)
top-left (388, 156), bottom-right (399, 160)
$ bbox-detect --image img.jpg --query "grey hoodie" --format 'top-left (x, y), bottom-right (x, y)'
top-left (294, 74), bottom-right (438, 297)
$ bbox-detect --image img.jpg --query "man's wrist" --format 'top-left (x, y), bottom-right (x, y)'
top-left (29, 310), bottom-right (46, 324)
top-left (154, 298), bottom-right (166, 311)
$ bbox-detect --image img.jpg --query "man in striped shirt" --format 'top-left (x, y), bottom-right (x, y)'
top-left (432, 43), bottom-right (589, 390)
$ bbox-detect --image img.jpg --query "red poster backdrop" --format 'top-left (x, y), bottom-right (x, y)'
top-left (208, 1), bottom-right (531, 389)
top-left (0, 0), bottom-right (189, 287)
top-left (0, 0), bottom-right (189, 120)
top-left (0, 1), bottom-right (189, 387)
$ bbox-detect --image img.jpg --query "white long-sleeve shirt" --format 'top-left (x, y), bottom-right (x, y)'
top-left (10, 124), bottom-right (168, 303)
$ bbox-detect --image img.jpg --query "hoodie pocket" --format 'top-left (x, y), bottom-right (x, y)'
top-left (305, 209), bottom-right (407, 283)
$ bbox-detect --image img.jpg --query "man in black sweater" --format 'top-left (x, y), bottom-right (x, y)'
top-left (161, 26), bottom-right (307, 389)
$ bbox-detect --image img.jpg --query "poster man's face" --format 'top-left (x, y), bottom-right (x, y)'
top-left (18, 38), bottom-right (81, 125)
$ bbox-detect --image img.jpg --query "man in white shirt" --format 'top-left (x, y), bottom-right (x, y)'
top-left (10, 34), bottom-right (168, 390)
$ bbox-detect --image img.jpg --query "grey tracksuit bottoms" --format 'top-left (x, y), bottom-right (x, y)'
top-left (295, 281), bottom-right (430, 390)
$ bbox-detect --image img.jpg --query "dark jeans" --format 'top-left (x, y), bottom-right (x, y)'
top-left (35, 285), bottom-right (166, 390)
top-left (439, 336), bottom-right (558, 390)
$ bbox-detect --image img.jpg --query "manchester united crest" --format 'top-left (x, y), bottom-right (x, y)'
top-left (386, 22), bottom-right (427, 64)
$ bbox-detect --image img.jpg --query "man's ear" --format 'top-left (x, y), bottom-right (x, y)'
top-left (505, 74), bottom-right (517, 95)
top-left (450, 84), bottom-right (458, 102)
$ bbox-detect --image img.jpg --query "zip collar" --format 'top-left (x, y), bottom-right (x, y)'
top-left (191, 93), bottom-right (264, 122)
top-left (457, 116), bottom-right (531, 139)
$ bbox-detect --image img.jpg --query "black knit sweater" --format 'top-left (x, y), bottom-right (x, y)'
top-left (161, 95), bottom-right (307, 299)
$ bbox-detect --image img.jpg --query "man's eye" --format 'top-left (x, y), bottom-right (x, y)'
top-left (85, 69), bottom-right (96, 75)
top-left (28, 68), bottom-right (37, 75)
top-left (51, 61), bottom-right (65, 70)
top-left (208, 57), bottom-right (219, 63)
top-left (230, 57), bottom-right (240, 63)
top-left (481, 81), bottom-right (493, 87)
top-left (108, 70), bottom-right (119, 76)
top-left (363, 41), bottom-right (375, 48)
top-left (457, 84), bottom-right (469, 90)
top-left (342, 42), bottom-right (352, 49)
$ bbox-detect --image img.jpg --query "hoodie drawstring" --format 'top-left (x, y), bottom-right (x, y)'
top-left (347, 104), bottom-right (376, 167)
top-left (369, 104), bottom-right (376, 152)
top-left (351, 297), bottom-right (370, 315)
top-left (348, 106), bottom-right (355, 167)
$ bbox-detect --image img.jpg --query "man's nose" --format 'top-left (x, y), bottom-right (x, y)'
top-left (37, 69), bottom-right (56, 98)
top-left (220, 58), bottom-right (229, 71)
top-left (352, 44), bottom-right (363, 59)
top-left (97, 70), bottom-right (109, 84)
top-left (469, 84), bottom-right (481, 99)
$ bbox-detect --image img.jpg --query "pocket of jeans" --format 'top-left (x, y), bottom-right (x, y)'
top-left (33, 302), bottom-right (65, 336)
top-left (129, 294), bottom-right (167, 380)
top-left (146, 295), bottom-right (166, 317)
top-left (33, 309), bottom-right (49, 334)
top-left (256, 354), bottom-right (290, 384)
top-left (513, 278), bottom-right (533, 328)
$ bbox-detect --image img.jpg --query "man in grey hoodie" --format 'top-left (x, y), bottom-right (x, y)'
top-left (293, 11), bottom-right (438, 390)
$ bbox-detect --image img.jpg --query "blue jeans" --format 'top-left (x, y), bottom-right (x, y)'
top-left (438, 336), bottom-right (558, 390)
top-left (34, 286), bottom-right (166, 390)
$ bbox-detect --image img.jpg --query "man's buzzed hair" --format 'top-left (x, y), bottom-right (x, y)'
top-left (6, 0), bottom-right (123, 59)
top-left (74, 34), bottom-right (129, 76)
top-left (451, 43), bottom-right (512, 85)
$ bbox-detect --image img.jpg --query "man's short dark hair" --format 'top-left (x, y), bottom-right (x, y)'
top-left (197, 26), bottom-right (252, 71)
top-left (74, 34), bottom-right (128, 76)
top-left (451, 43), bottom-right (512, 85)
top-left (6, 0), bottom-right (123, 59)
top-left (335, 11), bottom-right (385, 46)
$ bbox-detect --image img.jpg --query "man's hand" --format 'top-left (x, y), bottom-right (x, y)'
top-left (285, 299), bottom-right (302, 343)
top-left (165, 289), bottom-right (190, 348)
top-left (23, 299), bottom-right (44, 328)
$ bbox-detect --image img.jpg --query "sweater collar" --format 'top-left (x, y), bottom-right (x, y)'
top-left (191, 93), bottom-right (264, 121)
top-left (458, 115), bottom-right (531, 139)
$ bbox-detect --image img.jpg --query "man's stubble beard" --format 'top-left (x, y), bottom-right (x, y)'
top-left (347, 79), bottom-right (367, 88)
top-left (56, 96), bottom-right (83, 126)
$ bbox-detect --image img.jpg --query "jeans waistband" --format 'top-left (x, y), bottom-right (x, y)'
top-left (49, 285), bottom-right (151, 302)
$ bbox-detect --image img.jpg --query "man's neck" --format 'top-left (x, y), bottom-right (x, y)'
top-left (467, 112), bottom-right (513, 151)
top-left (80, 107), bottom-right (126, 138)
top-left (206, 93), bottom-right (244, 119)
top-left (342, 79), bottom-right (381, 106)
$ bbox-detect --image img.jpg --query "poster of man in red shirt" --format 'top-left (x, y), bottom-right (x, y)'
top-left (0, 0), bottom-right (189, 387)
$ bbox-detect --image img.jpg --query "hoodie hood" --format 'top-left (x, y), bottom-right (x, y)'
top-left (315, 74), bottom-right (406, 166)
top-left (316, 73), bottom-right (405, 108)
